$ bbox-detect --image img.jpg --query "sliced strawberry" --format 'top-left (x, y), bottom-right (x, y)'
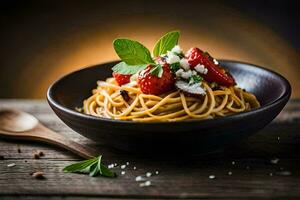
top-left (112, 72), bottom-right (131, 86)
top-left (137, 64), bottom-right (175, 95)
top-left (186, 47), bottom-right (236, 87)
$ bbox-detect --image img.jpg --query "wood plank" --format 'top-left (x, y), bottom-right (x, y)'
top-left (0, 99), bottom-right (299, 199)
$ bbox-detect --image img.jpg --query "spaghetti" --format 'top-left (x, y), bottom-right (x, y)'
top-left (82, 78), bottom-right (260, 122)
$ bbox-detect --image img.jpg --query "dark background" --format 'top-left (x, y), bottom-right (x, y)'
top-left (1, 0), bottom-right (299, 98)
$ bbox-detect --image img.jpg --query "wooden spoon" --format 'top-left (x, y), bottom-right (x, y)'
top-left (0, 109), bottom-right (98, 159)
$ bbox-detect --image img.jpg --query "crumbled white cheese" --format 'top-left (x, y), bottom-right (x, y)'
top-left (209, 175), bottom-right (215, 179)
top-left (155, 171), bottom-right (159, 175)
top-left (171, 45), bottom-right (182, 54)
top-left (121, 165), bottom-right (126, 169)
top-left (135, 176), bottom-right (145, 181)
top-left (228, 171), bottom-right (232, 175)
top-left (175, 69), bottom-right (184, 77)
top-left (139, 181), bottom-right (151, 187)
top-left (213, 58), bottom-right (219, 65)
top-left (180, 70), bottom-right (193, 80)
top-left (126, 162), bottom-right (130, 165)
top-left (133, 166), bottom-right (137, 170)
top-left (7, 163), bottom-right (16, 168)
top-left (179, 58), bottom-right (190, 70)
top-left (121, 171), bottom-right (125, 175)
top-left (166, 51), bottom-right (180, 64)
top-left (192, 70), bottom-right (197, 75)
top-left (175, 80), bottom-right (206, 95)
top-left (146, 172), bottom-right (152, 177)
top-left (108, 164), bottom-right (115, 169)
top-left (194, 64), bottom-right (208, 74)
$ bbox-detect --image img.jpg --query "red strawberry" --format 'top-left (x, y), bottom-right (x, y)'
top-left (112, 72), bottom-right (131, 86)
top-left (137, 64), bottom-right (175, 95)
top-left (185, 47), bottom-right (236, 87)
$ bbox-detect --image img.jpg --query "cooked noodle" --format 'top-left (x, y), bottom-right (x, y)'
top-left (82, 77), bottom-right (260, 122)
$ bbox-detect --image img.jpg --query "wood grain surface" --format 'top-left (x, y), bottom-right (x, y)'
top-left (0, 99), bottom-right (300, 199)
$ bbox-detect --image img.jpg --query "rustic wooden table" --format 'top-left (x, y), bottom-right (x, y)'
top-left (0, 99), bottom-right (300, 200)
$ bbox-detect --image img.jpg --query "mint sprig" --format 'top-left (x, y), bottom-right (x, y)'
top-left (113, 39), bottom-right (154, 65)
top-left (153, 31), bottom-right (180, 57)
top-left (112, 62), bottom-right (148, 75)
top-left (189, 75), bottom-right (203, 85)
top-left (112, 31), bottom-right (180, 77)
top-left (63, 155), bottom-right (116, 178)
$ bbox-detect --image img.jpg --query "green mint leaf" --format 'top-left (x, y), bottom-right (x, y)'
top-left (113, 39), bottom-right (154, 65)
top-left (63, 155), bottom-right (116, 178)
top-left (150, 64), bottom-right (163, 78)
top-left (189, 75), bottom-right (203, 85)
top-left (153, 31), bottom-right (180, 57)
top-left (112, 62), bottom-right (148, 75)
top-left (170, 62), bottom-right (180, 73)
top-left (63, 157), bottom-right (97, 173)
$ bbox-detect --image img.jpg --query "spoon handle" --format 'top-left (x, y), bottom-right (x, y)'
top-left (31, 124), bottom-right (98, 159)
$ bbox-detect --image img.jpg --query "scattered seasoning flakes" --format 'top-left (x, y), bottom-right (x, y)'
top-left (133, 166), bottom-right (137, 170)
top-left (271, 158), bottom-right (280, 164)
top-left (276, 171), bottom-right (291, 176)
top-left (135, 176), bottom-right (145, 182)
top-left (121, 171), bottom-right (125, 175)
top-left (7, 163), bottom-right (16, 167)
top-left (126, 162), bottom-right (130, 165)
top-left (231, 161), bottom-right (235, 165)
top-left (209, 175), bottom-right (215, 179)
top-left (121, 165), bottom-right (126, 169)
top-left (228, 171), bottom-right (232, 175)
top-left (32, 171), bottom-right (45, 179)
top-left (139, 180), bottom-right (151, 187)
top-left (0, 155), bottom-right (4, 160)
top-left (146, 172), bottom-right (152, 177)
top-left (155, 171), bottom-right (159, 175)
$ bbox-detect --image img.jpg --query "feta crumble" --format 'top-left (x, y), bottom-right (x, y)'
top-left (213, 58), bottom-right (219, 65)
top-left (135, 176), bottom-right (145, 182)
top-left (139, 181), bottom-right (151, 187)
top-left (166, 51), bottom-right (180, 64)
top-left (180, 70), bottom-right (193, 80)
top-left (179, 58), bottom-right (190, 70)
top-left (146, 172), bottom-right (152, 177)
top-left (194, 64), bottom-right (208, 74)
top-left (171, 45), bottom-right (182, 54)
top-left (120, 165), bottom-right (126, 169)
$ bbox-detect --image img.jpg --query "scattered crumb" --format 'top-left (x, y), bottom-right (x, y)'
top-left (121, 171), bottom-right (125, 175)
top-left (277, 136), bottom-right (280, 141)
top-left (108, 164), bottom-right (114, 169)
top-left (228, 171), bottom-right (232, 175)
top-left (232, 161), bottom-right (235, 165)
top-left (7, 163), bottom-right (16, 167)
top-left (114, 163), bottom-right (118, 167)
top-left (121, 165), bottom-right (126, 169)
top-left (38, 151), bottom-right (44, 157)
top-left (155, 171), bottom-right (159, 175)
top-left (126, 162), bottom-right (129, 165)
top-left (32, 171), bottom-right (45, 179)
top-left (135, 176), bottom-right (145, 182)
top-left (209, 175), bottom-right (215, 179)
top-left (271, 158), bottom-right (279, 164)
top-left (33, 153), bottom-right (40, 159)
top-left (133, 166), bottom-right (137, 170)
top-left (139, 180), bottom-right (151, 187)
top-left (146, 172), bottom-right (152, 177)
top-left (269, 173), bottom-right (273, 176)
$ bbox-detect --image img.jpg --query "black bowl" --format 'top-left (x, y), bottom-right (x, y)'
top-left (47, 60), bottom-right (291, 154)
